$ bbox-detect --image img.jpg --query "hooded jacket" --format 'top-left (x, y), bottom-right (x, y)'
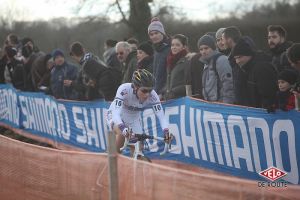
top-left (201, 51), bottom-right (235, 104)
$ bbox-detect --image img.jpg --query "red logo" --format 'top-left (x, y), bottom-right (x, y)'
top-left (259, 167), bottom-right (287, 181)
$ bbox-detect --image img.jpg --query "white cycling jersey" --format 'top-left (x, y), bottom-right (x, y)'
top-left (107, 83), bottom-right (168, 134)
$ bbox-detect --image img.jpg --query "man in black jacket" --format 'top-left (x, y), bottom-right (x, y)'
top-left (232, 40), bottom-right (277, 110)
top-left (267, 25), bottom-right (293, 73)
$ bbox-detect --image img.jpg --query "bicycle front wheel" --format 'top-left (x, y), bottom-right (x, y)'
top-left (137, 155), bottom-right (152, 163)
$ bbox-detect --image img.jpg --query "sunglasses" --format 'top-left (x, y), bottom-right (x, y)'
top-left (140, 88), bottom-right (152, 94)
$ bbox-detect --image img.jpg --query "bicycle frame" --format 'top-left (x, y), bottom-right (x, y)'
top-left (120, 133), bottom-right (173, 160)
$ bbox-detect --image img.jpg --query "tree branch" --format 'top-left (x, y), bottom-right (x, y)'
top-left (115, 0), bottom-right (130, 25)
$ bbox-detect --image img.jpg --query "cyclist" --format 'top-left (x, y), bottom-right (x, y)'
top-left (106, 69), bottom-right (170, 152)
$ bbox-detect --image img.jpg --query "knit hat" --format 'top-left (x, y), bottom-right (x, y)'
top-left (197, 35), bottom-right (216, 50)
top-left (148, 17), bottom-right (166, 35)
top-left (216, 28), bottom-right (225, 39)
top-left (52, 49), bottom-right (64, 60)
top-left (231, 40), bottom-right (254, 57)
top-left (138, 41), bottom-right (154, 56)
top-left (278, 69), bottom-right (298, 85)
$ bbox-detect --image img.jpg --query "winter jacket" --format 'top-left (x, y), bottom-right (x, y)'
top-left (201, 51), bottom-right (235, 104)
top-left (4, 58), bottom-right (25, 90)
top-left (72, 53), bottom-right (104, 100)
top-left (164, 57), bottom-right (189, 100)
top-left (50, 62), bottom-right (78, 99)
top-left (185, 53), bottom-right (204, 99)
top-left (23, 51), bottom-right (44, 91)
top-left (103, 47), bottom-right (121, 70)
top-left (153, 39), bottom-right (170, 95)
top-left (122, 51), bottom-right (137, 83)
top-left (276, 90), bottom-right (295, 111)
top-left (0, 56), bottom-right (8, 83)
top-left (269, 41), bottom-right (293, 73)
top-left (137, 56), bottom-right (153, 73)
top-left (238, 53), bottom-right (277, 109)
top-left (30, 53), bottom-right (51, 91)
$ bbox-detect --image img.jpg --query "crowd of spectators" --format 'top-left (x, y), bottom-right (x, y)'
top-left (1, 20), bottom-right (300, 112)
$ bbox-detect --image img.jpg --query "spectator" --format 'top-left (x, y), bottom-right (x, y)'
top-left (22, 39), bottom-right (44, 91)
top-left (3, 46), bottom-right (25, 90)
top-left (137, 41), bottom-right (154, 73)
top-left (287, 43), bottom-right (300, 106)
top-left (70, 42), bottom-right (121, 101)
top-left (69, 41), bottom-right (103, 100)
top-left (31, 53), bottom-right (53, 91)
top-left (287, 43), bottom-right (300, 72)
top-left (127, 37), bottom-right (139, 52)
top-left (6, 33), bottom-right (20, 49)
top-left (215, 28), bottom-right (230, 55)
top-left (21, 37), bottom-right (40, 53)
top-left (163, 34), bottom-right (189, 100)
top-left (276, 69), bottom-right (298, 111)
top-left (232, 40), bottom-right (277, 110)
top-left (185, 52), bottom-right (204, 99)
top-left (103, 39), bottom-right (121, 69)
top-left (198, 35), bottom-right (235, 104)
top-left (148, 17), bottom-right (170, 96)
top-left (50, 49), bottom-right (78, 99)
top-left (267, 25), bottom-right (293, 73)
top-left (222, 26), bottom-right (245, 104)
top-left (116, 41), bottom-right (137, 83)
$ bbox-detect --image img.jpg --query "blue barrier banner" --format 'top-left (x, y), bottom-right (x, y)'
top-left (0, 84), bottom-right (20, 128)
top-left (0, 84), bottom-right (299, 184)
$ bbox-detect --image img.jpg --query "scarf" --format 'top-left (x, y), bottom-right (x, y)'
top-left (166, 49), bottom-right (187, 71)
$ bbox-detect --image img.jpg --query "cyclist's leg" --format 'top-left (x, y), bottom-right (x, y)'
top-left (106, 110), bottom-right (125, 153)
top-left (112, 125), bottom-right (125, 153)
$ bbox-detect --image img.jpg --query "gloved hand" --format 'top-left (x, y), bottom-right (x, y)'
top-left (118, 124), bottom-right (129, 137)
top-left (163, 128), bottom-right (170, 143)
top-left (266, 105), bottom-right (276, 113)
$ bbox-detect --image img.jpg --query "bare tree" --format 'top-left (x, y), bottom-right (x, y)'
top-left (115, 0), bottom-right (152, 41)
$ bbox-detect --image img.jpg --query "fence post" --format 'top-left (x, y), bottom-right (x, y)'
top-left (107, 131), bottom-right (119, 200)
top-left (295, 94), bottom-right (300, 111)
top-left (185, 85), bottom-right (192, 96)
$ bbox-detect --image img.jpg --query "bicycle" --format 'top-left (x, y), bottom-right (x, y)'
top-left (120, 132), bottom-right (174, 162)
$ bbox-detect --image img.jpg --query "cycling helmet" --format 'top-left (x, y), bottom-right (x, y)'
top-left (132, 69), bottom-right (154, 88)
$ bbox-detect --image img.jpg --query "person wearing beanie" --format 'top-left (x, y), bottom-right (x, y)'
top-left (198, 34), bottom-right (235, 104)
top-left (148, 17), bottom-right (166, 36)
top-left (50, 48), bottom-right (78, 100)
top-left (198, 35), bottom-right (216, 50)
top-left (52, 49), bottom-right (65, 61)
top-left (232, 39), bottom-right (278, 110)
top-left (137, 41), bottom-right (154, 73)
top-left (276, 69), bottom-right (299, 111)
top-left (148, 17), bottom-right (170, 96)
